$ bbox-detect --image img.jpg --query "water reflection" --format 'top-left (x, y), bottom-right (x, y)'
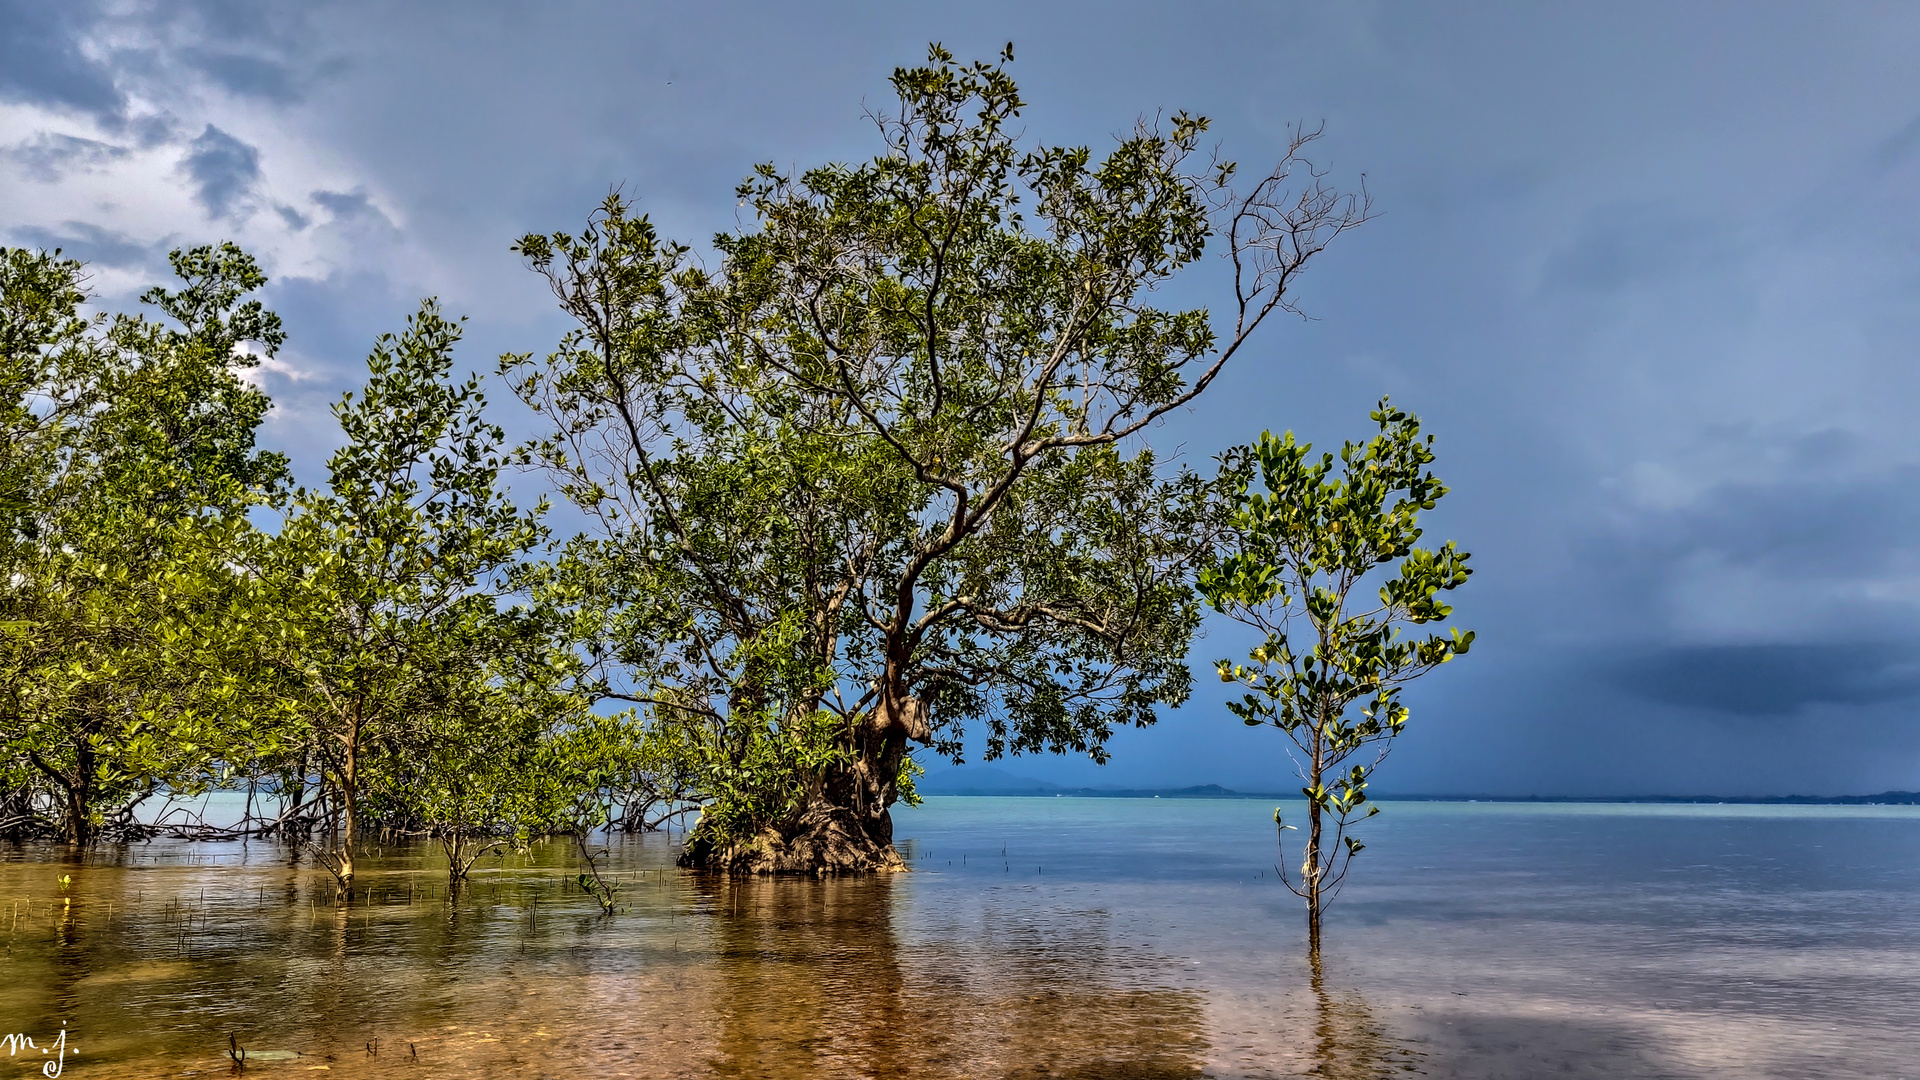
top-left (696, 874), bottom-right (1207, 1079)
top-left (699, 875), bottom-right (914, 1077)
top-left (1302, 945), bottom-right (1418, 1079)
top-left (0, 838), bottom-right (1209, 1078)
top-left (14, 799), bottom-right (1912, 1078)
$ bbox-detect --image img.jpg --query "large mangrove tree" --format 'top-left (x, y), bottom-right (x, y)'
top-left (507, 45), bottom-right (1369, 872)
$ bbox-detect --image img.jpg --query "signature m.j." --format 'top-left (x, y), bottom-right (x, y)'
top-left (3, 1024), bottom-right (74, 1077)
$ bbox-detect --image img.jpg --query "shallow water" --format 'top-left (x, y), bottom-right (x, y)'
top-left (2, 797), bottom-right (1918, 1078)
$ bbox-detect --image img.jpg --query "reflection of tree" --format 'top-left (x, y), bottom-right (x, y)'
top-left (700, 876), bottom-right (913, 1079)
top-left (1304, 944), bottom-right (1419, 1080)
top-left (698, 875), bottom-right (1210, 1079)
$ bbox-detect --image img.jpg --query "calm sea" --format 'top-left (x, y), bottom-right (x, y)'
top-left (1, 796), bottom-right (1916, 1078)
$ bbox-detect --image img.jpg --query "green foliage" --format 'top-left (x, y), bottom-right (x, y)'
top-left (1201, 400), bottom-right (1472, 924)
top-left (226, 301), bottom-right (557, 894)
top-left (0, 246), bottom-right (651, 899)
top-left (657, 706), bottom-right (853, 848)
top-left (0, 44), bottom-right (1376, 887)
top-left (0, 248), bottom-right (89, 548)
top-left (0, 244), bottom-right (286, 843)
top-left (507, 45), bottom-right (1364, 862)
top-left (1, 247), bottom-right (638, 893)
top-left (370, 623), bottom-right (607, 883)
top-left (894, 754), bottom-right (925, 809)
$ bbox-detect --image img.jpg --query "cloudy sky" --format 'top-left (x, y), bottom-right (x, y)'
top-left (6, 1), bottom-right (1919, 796)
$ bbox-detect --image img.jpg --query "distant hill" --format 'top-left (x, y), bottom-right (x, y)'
top-left (916, 766), bottom-right (1064, 795)
top-left (914, 768), bottom-right (1920, 805)
top-left (916, 766), bottom-right (1290, 798)
top-left (1384, 791), bottom-right (1920, 806)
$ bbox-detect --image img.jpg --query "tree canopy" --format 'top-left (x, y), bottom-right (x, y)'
top-left (0, 45), bottom-right (1399, 888)
top-left (506, 44), bottom-right (1369, 871)
top-left (0, 244), bottom-right (287, 843)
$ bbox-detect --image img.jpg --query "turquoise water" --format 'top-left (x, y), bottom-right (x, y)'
top-left (2, 796), bottom-right (1917, 1077)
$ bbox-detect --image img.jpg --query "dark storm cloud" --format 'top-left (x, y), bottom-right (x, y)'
top-left (1599, 456), bottom-right (1920, 590)
top-left (5, 132), bottom-right (130, 182)
top-left (0, 0), bottom-right (327, 133)
top-left (1611, 643), bottom-right (1920, 716)
top-left (123, 115), bottom-right (183, 150)
top-left (311, 189), bottom-right (392, 227)
top-left (10, 222), bottom-right (164, 270)
top-left (168, 0), bottom-right (313, 48)
top-left (156, 2), bottom-right (333, 105)
top-left (0, 0), bottom-right (124, 120)
top-left (181, 125), bottom-right (263, 220)
top-left (180, 49), bottom-right (304, 103)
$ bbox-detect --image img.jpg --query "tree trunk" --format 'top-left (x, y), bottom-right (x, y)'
top-left (327, 731), bottom-right (359, 900)
top-left (444, 831), bottom-right (468, 889)
top-left (444, 818), bottom-right (493, 889)
top-left (64, 777), bottom-right (88, 846)
top-left (1304, 731), bottom-right (1325, 943)
top-left (1304, 795), bottom-right (1323, 943)
top-left (274, 751), bottom-right (310, 839)
top-left (28, 744), bottom-right (94, 847)
top-left (678, 695), bottom-right (929, 875)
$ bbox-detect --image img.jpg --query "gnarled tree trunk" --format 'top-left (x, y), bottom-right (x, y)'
top-left (679, 695), bottom-right (930, 875)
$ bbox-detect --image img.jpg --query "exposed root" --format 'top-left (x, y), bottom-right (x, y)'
top-left (678, 801), bottom-right (905, 875)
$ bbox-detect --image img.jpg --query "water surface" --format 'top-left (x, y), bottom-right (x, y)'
top-left (3, 797), bottom-right (1917, 1078)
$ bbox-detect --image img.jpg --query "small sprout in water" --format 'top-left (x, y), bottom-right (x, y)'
top-left (57, 875), bottom-right (72, 892)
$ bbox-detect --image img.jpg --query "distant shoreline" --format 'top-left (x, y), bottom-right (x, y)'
top-left (918, 783), bottom-right (1920, 806)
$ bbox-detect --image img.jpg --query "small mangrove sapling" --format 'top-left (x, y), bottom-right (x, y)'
top-left (1201, 400), bottom-right (1472, 945)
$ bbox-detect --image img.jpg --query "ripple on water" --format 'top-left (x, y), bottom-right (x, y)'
top-left (1, 798), bottom-right (1918, 1078)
